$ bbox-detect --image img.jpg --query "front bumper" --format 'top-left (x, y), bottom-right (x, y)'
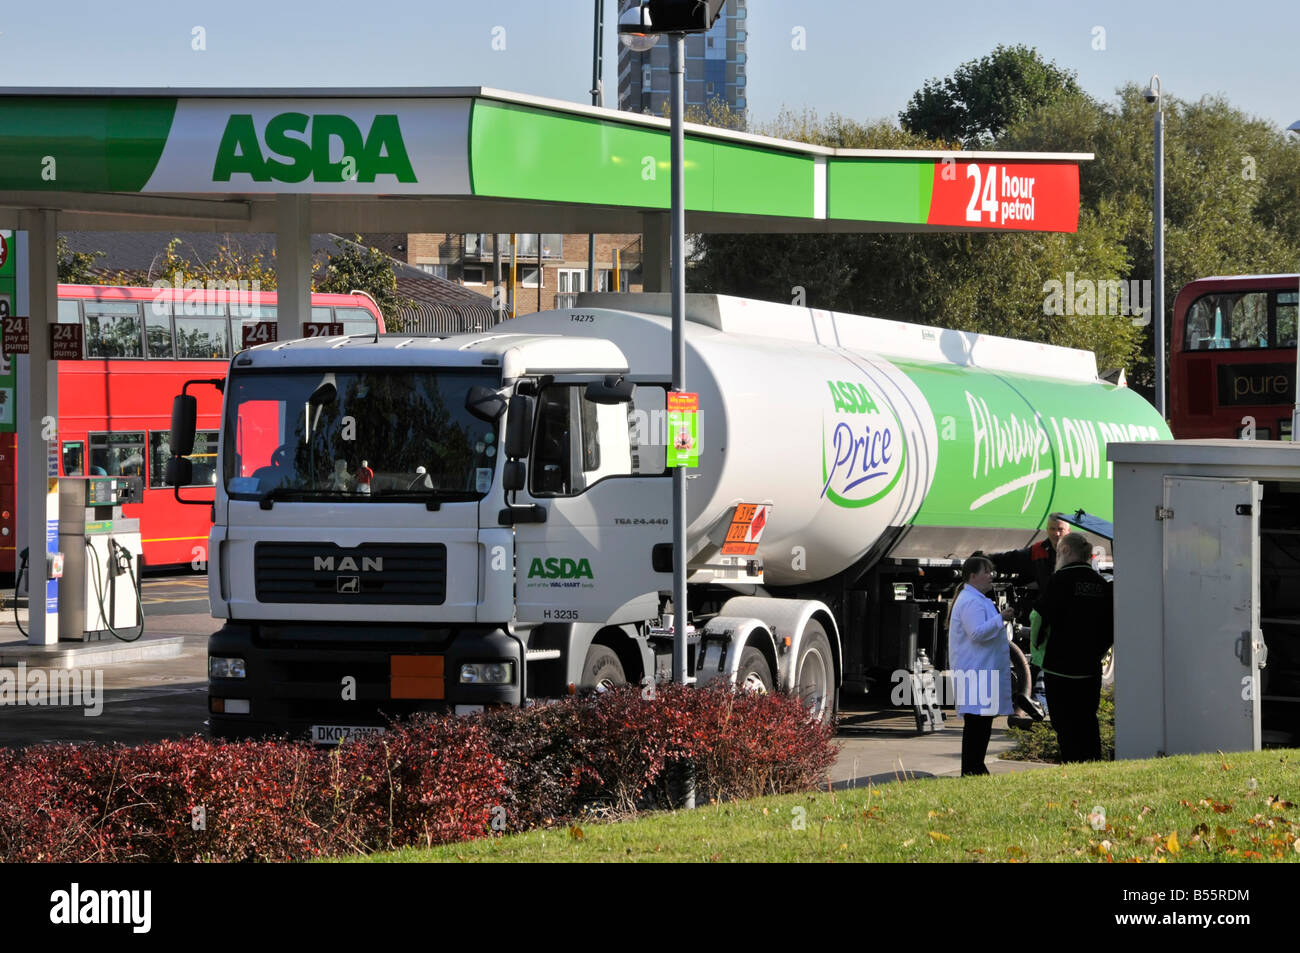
top-left (207, 620), bottom-right (524, 741)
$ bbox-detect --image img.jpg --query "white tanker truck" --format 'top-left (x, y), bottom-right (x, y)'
top-left (166, 293), bottom-right (1169, 740)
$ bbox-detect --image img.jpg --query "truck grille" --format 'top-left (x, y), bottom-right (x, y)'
top-left (254, 542), bottom-right (447, 605)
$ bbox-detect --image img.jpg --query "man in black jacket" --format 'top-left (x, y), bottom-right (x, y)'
top-left (1033, 532), bottom-right (1114, 762)
top-left (990, 514), bottom-right (1070, 596)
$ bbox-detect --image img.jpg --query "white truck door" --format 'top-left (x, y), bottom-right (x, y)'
top-left (1162, 476), bottom-right (1263, 754)
top-left (513, 382), bottom-right (670, 625)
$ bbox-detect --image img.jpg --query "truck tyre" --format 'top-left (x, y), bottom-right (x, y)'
top-left (794, 622), bottom-right (836, 722)
top-left (736, 646), bottom-right (773, 693)
top-left (580, 644), bottom-right (626, 692)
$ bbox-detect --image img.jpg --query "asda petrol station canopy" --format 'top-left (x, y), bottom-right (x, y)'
top-left (0, 87), bottom-right (1088, 235)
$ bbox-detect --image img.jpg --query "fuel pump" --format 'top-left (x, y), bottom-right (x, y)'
top-left (57, 476), bottom-right (144, 642)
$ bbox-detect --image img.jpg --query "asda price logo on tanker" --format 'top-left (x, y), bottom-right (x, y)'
top-left (212, 113), bottom-right (417, 184)
top-left (820, 380), bottom-right (906, 509)
top-left (526, 557), bottom-right (595, 588)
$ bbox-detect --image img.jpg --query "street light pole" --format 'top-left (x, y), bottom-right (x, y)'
top-left (669, 30), bottom-right (688, 687)
top-left (588, 1), bottom-right (604, 296)
top-left (1148, 75), bottom-right (1166, 418)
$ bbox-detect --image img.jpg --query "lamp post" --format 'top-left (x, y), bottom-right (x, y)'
top-left (1145, 75), bottom-right (1166, 418)
top-left (619, 1), bottom-right (725, 689)
top-left (588, 2), bottom-right (605, 295)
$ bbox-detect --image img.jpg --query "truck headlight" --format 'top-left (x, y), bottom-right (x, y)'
top-left (459, 662), bottom-right (514, 685)
top-left (209, 657), bottom-right (247, 679)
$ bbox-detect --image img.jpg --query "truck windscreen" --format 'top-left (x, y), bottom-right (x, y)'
top-left (222, 369), bottom-right (501, 503)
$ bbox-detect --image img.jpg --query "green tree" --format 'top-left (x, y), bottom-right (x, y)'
top-left (317, 235), bottom-right (413, 333)
top-left (900, 44), bottom-right (1086, 148)
top-left (56, 236), bottom-right (105, 284)
top-left (999, 85), bottom-right (1300, 390)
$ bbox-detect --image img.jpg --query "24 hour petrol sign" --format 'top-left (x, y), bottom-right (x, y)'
top-left (927, 161), bottom-right (1079, 232)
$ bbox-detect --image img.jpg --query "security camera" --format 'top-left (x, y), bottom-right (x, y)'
top-left (1144, 74), bottom-right (1161, 104)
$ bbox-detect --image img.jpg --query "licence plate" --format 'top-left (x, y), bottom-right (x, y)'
top-left (310, 724), bottom-right (385, 745)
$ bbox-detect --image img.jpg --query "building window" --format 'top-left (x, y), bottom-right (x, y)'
top-left (557, 269), bottom-right (587, 294)
top-left (597, 269), bottom-right (632, 293)
top-left (706, 82), bottom-right (715, 95)
top-left (519, 265), bottom-right (542, 289)
top-left (419, 263), bottom-right (449, 279)
top-left (463, 266), bottom-right (487, 285)
top-left (642, 65), bottom-right (652, 88)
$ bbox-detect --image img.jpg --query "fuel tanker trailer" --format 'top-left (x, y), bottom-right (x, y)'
top-left (185, 292), bottom-right (1168, 740)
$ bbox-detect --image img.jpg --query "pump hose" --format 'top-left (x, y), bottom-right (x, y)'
top-left (13, 548), bottom-right (28, 638)
top-left (86, 538), bottom-right (144, 643)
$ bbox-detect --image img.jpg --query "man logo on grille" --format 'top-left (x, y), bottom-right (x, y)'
top-left (337, 576), bottom-right (360, 593)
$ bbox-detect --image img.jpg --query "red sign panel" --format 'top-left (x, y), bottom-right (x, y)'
top-left (241, 321), bottom-right (279, 349)
top-left (302, 322), bottom-right (345, 338)
top-left (3, 316), bottom-right (29, 355)
top-left (927, 161), bottom-right (1079, 233)
top-left (50, 323), bottom-right (82, 359)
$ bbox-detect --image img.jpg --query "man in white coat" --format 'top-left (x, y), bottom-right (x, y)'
top-left (949, 555), bottom-right (1015, 776)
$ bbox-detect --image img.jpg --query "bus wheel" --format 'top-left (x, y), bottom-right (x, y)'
top-left (794, 622), bottom-right (836, 722)
top-left (579, 644), bottom-right (626, 693)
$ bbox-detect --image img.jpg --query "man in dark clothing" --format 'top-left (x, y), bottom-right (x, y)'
top-left (1032, 532), bottom-right (1114, 762)
top-left (990, 515), bottom-right (1070, 596)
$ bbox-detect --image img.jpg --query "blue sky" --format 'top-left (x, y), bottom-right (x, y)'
top-left (1, 1), bottom-right (1297, 130)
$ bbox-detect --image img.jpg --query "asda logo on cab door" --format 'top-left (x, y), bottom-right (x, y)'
top-left (212, 113), bottom-right (417, 184)
top-left (527, 557), bottom-right (594, 580)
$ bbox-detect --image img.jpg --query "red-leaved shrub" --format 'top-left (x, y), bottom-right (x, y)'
top-left (0, 684), bottom-right (834, 862)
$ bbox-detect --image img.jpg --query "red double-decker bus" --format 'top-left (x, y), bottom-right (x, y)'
top-left (0, 284), bottom-right (384, 575)
top-left (1170, 274), bottom-right (1300, 439)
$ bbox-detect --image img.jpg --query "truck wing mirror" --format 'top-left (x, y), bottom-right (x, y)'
top-left (503, 459), bottom-right (526, 492)
top-left (585, 375), bottom-right (634, 404)
top-left (465, 385), bottom-right (508, 422)
top-left (505, 395), bottom-right (534, 458)
top-left (170, 394), bottom-right (197, 456)
top-left (165, 456), bottom-right (193, 488)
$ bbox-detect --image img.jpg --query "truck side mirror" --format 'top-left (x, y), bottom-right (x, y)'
top-left (505, 395), bottom-right (534, 458)
top-left (170, 394), bottom-right (197, 456)
top-left (465, 385), bottom-right (508, 422)
top-left (165, 456), bottom-right (193, 487)
top-left (503, 459), bottom-right (526, 492)
top-left (585, 375), bottom-right (634, 404)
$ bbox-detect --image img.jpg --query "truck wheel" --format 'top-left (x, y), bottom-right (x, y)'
top-left (736, 647), bottom-right (773, 693)
top-left (580, 644), bottom-right (626, 692)
top-left (794, 622), bottom-right (836, 722)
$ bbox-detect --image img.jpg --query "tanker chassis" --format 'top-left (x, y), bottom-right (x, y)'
top-left (175, 293), bottom-right (1169, 740)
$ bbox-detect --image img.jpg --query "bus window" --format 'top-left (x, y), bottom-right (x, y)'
top-left (145, 300), bottom-right (175, 359)
top-left (174, 300), bottom-right (230, 359)
top-left (151, 430), bottom-right (218, 487)
top-left (62, 440), bottom-right (85, 476)
top-left (84, 301), bottom-right (143, 358)
top-left (335, 306), bottom-right (379, 336)
top-left (1279, 292), bottom-right (1298, 348)
top-left (89, 432), bottom-right (144, 478)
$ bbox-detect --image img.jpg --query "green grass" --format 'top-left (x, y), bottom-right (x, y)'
top-left (338, 748), bottom-right (1300, 863)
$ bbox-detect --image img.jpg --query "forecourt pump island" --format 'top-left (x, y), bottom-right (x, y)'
top-left (0, 87), bottom-right (1163, 741)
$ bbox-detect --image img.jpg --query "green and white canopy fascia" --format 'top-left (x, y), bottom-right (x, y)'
top-left (0, 88), bottom-right (1089, 234)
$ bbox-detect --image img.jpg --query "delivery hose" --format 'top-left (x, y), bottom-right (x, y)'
top-left (87, 538), bottom-right (144, 643)
top-left (13, 547), bottom-right (28, 638)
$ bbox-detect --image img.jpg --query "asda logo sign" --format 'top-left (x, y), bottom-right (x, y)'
top-left (527, 557), bottom-right (594, 580)
top-left (212, 113), bottom-right (417, 184)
